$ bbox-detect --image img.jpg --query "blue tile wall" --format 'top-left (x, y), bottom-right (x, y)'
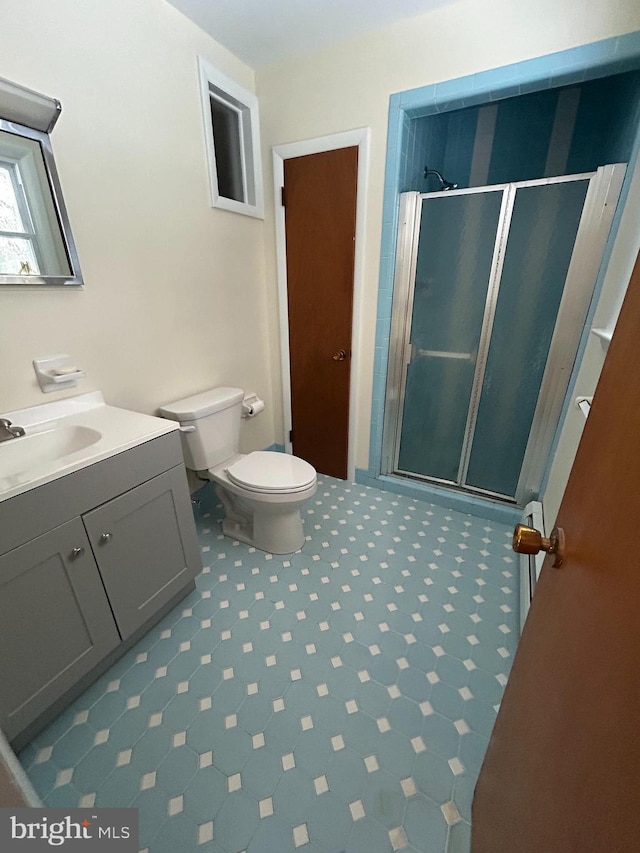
top-left (402, 70), bottom-right (640, 196)
top-left (440, 110), bottom-right (477, 189)
top-left (567, 71), bottom-right (640, 172)
top-left (486, 90), bottom-right (557, 183)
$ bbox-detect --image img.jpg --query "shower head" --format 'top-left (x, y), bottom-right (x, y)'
top-left (424, 168), bottom-right (458, 191)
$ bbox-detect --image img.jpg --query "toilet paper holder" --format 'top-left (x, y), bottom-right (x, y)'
top-left (242, 392), bottom-right (265, 418)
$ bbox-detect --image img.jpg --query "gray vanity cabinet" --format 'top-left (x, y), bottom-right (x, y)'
top-left (0, 431), bottom-right (202, 746)
top-left (83, 467), bottom-right (198, 640)
top-left (0, 519), bottom-right (120, 741)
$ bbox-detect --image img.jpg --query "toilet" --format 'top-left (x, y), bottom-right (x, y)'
top-left (159, 387), bottom-right (317, 554)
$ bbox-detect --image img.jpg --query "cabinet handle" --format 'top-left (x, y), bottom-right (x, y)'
top-left (100, 532), bottom-right (112, 543)
top-left (71, 547), bottom-right (85, 558)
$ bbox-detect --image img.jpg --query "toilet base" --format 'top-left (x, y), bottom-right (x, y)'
top-left (216, 484), bottom-right (310, 554)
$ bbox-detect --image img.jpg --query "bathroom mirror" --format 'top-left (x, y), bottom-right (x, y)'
top-left (0, 120), bottom-right (83, 286)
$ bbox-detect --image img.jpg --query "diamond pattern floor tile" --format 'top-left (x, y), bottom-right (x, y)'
top-left (20, 476), bottom-right (518, 853)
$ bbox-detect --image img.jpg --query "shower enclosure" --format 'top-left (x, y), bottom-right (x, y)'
top-left (382, 165), bottom-right (625, 504)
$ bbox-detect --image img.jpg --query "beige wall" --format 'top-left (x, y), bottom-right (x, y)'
top-left (0, 0), bottom-right (274, 452)
top-left (2, 0), bottom-right (640, 503)
top-left (257, 0), bottom-right (640, 472)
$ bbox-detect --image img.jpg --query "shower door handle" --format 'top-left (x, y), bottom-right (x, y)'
top-left (415, 348), bottom-right (474, 361)
top-left (512, 524), bottom-right (566, 568)
top-left (405, 343), bottom-right (474, 363)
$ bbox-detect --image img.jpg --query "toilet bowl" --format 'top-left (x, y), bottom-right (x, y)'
top-left (209, 451), bottom-right (317, 554)
top-left (159, 388), bottom-right (317, 554)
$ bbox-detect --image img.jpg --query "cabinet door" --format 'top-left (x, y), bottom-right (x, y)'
top-left (0, 519), bottom-right (120, 741)
top-left (83, 467), bottom-right (200, 640)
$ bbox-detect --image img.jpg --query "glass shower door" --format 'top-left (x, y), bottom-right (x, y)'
top-left (463, 179), bottom-right (590, 497)
top-left (386, 167), bottom-right (625, 502)
top-left (396, 188), bottom-right (505, 482)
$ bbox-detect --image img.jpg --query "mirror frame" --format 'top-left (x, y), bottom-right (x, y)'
top-left (0, 118), bottom-right (83, 286)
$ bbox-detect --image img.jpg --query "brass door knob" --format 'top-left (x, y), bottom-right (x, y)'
top-left (332, 349), bottom-right (347, 361)
top-left (512, 523), bottom-right (565, 568)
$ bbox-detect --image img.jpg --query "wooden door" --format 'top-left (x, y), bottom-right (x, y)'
top-left (284, 147), bottom-right (358, 479)
top-left (472, 250), bottom-right (640, 851)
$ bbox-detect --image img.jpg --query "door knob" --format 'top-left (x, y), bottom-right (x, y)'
top-left (332, 349), bottom-right (347, 361)
top-left (70, 547), bottom-right (85, 558)
top-left (512, 524), bottom-right (565, 568)
top-left (100, 532), bottom-right (112, 543)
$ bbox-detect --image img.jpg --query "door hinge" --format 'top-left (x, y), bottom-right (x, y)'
top-left (281, 186), bottom-right (286, 207)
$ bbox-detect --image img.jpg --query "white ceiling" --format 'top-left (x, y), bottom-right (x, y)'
top-left (166, 0), bottom-right (455, 70)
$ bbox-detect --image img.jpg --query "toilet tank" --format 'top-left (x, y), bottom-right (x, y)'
top-left (159, 387), bottom-right (244, 471)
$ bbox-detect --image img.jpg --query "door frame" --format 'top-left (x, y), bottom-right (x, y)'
top-left (273, 127), bottom-right (370, 480)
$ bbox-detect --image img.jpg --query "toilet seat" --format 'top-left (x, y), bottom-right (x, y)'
top-left (226, 451), bottom-right (316, 494)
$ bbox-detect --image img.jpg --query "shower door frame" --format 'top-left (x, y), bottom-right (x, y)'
top-left (382, 165), bottom-right (626, 504)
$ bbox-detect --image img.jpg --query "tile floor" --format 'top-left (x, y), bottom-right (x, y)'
top-left (19, 476), bottom-right (518, 853)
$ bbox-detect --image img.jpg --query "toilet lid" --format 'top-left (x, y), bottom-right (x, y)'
top-left (226, 451), bottom-right (316, 493)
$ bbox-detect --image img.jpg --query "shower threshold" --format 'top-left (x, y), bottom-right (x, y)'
top-left (393, 468), bottom-right (520, 505)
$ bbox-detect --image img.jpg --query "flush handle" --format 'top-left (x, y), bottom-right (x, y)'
top-left (332, 349), bottom-right (347, 361)
top-left (512, 524), bottom-right (565, 568)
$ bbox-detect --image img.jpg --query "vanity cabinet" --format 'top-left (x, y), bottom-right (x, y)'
top-left (0, 431), bottom-right (201, 745)
top-left (0, 519), bottom-right (120, 742)
top-left (83, 467), bottom-right (198, 640)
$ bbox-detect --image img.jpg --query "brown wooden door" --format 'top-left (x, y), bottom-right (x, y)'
top-left (284, 147), bottom-right (357, 479)
top-left (472, 251), bottom-right (640, 851)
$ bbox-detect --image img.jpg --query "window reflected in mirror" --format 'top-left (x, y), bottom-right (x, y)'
top-left (0, 122), bottom-right (82, 285)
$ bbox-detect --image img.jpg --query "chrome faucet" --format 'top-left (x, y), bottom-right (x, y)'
top-left (0, 418), bottom-right (26, 442)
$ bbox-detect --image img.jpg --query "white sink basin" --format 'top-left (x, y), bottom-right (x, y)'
top-left (0, 425), bottom-right (102, 479)
top-left (0, 391), bottom-right (179, 502)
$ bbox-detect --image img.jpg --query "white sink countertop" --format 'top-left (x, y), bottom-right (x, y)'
top-left (0, 391), bottom-right (178, 503)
